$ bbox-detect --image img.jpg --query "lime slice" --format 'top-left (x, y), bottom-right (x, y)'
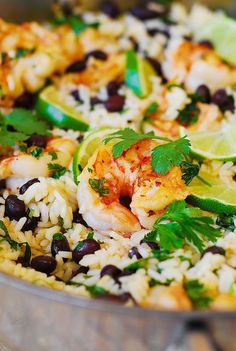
top-left (36, 85), bottom-right (89, 131)
top-left (72, 128), bottom-right (117, 184)
top-left (181, 124), bottom-right (236, 161)
top-left (125, 50), bottom-right (155, 98)
top-left (196, 13), bottom-right (236, 65)
top-left (187, 170), bottom-right (236, 215)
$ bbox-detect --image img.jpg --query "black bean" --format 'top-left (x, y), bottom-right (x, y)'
top-left (107, 81), bottom-right (121, 96)
top-left (130, 6), bottom-right (161, 21)
top-left (128, 246), bottom-right (142, 259)
top-left (66, 59), bottom-right (87, 73)
top-left (72, 210), bottom-right (88, 227)
top-left (71, 90), bottom-right (82, 103)
top-left (212, 89), bottom-right (235, 112)
top-left (199, 40), bottom-right (214, 49)
top-left (140, 239), bottom-right (159, 250)
top-left (19, 178), bottom-right (40, 195)
top-left (26, 134), bottom-right (47, 148)
top-left (196, 85), bottom-right (211, 104)
top-left (51, 233), bottom-right (71, 258)
top-left (77, 266), bottom-right (89, 274)
top-left (72, 239), bottom-right (100, 263)
top-left (31, 255), bottom-right (57, 274)
top-left (100, 264), bottom-right (122, 279)
top-left (22, 216), bottom-right (40, 232)
top-left (14, 93), bottom-right (36, 109)
top-left (147, 28), bottom-right (170, 39)
top-left (202, 246), bottom-right (225, 257)
top-left (105, 95), bottom-right (125, 112)
top-left (101, 1), bottom-right (119, 18)
top-left (0, 179), bottom-right (6, 191)
top-left (90, 96), bottom-right (103, 107)
top-left (5, 195), bottom-right (26, 220)
top-left (16, 256), bottom-right (30, 267)
top-left (146, 57), bottom-right (167, 83)
top-left (85, 50), bottom-right (108, 62)
top-left (118, 269), bottom-right (136, 277)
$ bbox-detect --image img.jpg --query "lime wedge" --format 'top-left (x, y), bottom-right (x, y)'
top-left (196, 13), bottom-right (236, 65)
top-left (125, 50), bottom-right (155, 98)
top-left (187, 170), bottom-right (236, 215)
top-left (181, 124), bottom-right (236, 161)
top-left (72, 128), bottom-right (117, 184)
top-left (36, 85), bottom-right (89, 131)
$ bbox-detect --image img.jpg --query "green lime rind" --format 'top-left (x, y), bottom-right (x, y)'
top-left (36, 86), bottom-right (89, 131)
top-left (72, 128), bottom-right (117, 184)
top-left (196, 14), bottom-right (236, 65)
top-left (125, 51), bottom-right (155, 98)
top-left (187, 195), bottom-right (236, 215)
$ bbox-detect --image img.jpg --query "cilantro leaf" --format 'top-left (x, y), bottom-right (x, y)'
top-left (89, 178), bottom-right (109, 196)
top-left (48, 163), bottom-right (67, 179)
top-left (49, 151), bottom-right (58, 160)
top-left (103, 128), bottom-right (157, 158)
top-left (4, 108), bottom-right (48, 136)
top-left (216, 214), bottom-right (235, 231)
top-left (144, 200), bottom-right (221, 252)
top-left (181, 161), bottom-right (200, 185)
top-left (184, 280), bottom-right (213, 309)
top-left (151, 136), bottom-right (191, 175)
top-left (0, 220), bottom-right (18, 250)
top-left (0, 127), bottom-right (28, 146)
top-left (31, 147), bottom-right (43, 159)
top-left (177, 93), bottom-right (203, 127)
top-left (144, 102), bottom-right (158, 119)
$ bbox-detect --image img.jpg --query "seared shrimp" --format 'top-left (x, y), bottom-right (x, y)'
top-left (77, 140), bottom-right (188, 234)
top-left (163, 40), bottom-right (236, 91)
top-left (0, 137), bottom-right (77, 179)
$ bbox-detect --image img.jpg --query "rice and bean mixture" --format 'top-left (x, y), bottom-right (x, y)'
top-left (1, 1), bottom-right (236, 311)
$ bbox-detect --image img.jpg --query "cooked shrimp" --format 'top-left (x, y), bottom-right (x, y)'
top-left (163, 40), bottom-right (236, 91)
top-left (77, 140), bottom-right (188, 235)
top-left (0, 137), bottom-right (77, 179)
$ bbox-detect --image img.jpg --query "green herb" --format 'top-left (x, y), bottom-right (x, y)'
top-left (49, 151), bottom-right (58, 160)
top-left (0, 220), bottom-right (19, 250)
top-left (88, 167), bottom-right (93, 173)
top-left (184, 280), bottom-right (213, 309)
top-left (151, 137), bottom-right (190, 175)
top-left (0, 128), bottom-right (28, 146)
top-left (151, 249), bottom-right (172, 261)
top-left (103, 128), bottom-right (191, 176)
top-left (19, 143), bottom-right (28, 152)
top-left (216, 214), bottom-right (235, 231)
top-left (31, 146), bottom-right (43, 159)
top-left (149, 278), bottom-right (174, 287)
top-left (179, 255), bottom-right (192, 263)
top-left (177, 93), bottom-right (204, 127)
top-left (48, 163), bottom-right (67, 179)
top-left (144, 200), bottom-right (221, 252)
top-left (0, 85), bottom-right (3, 98)
top-left (15, 48), bottom-right (33, 59)
top-left (4, 108), bottom-right (48, 136)
top-left (78, 164), bottom-right (83, 173)
top-left (58, 216), bottom-right (65, 230)
top-left (86, 284), bottom-right (107, 297)
top-left (53, 15), bottom-right (99, 35)
top-left (28, 208), bottom-right (35, 219)
top-left (53, 233), bottom-right (65, 241)
top-left (18, 242), bottom-right (31, 264)
top-left (1, 52), bottom-right (8, 64)
top-left (167, 83), bottom-right (184, 90)
top-left (144, 102), bottom-right (158, 118)
top-left (87, 232), bottom-right (94, 240)
top-left (124, 258), bottom-right (148, 272)
top-left (181, 161), bottom-right (200, 185)
top-left (89, 178), bottom-right (109, 196)
top-left (75, 241), bottom-right (84, 251)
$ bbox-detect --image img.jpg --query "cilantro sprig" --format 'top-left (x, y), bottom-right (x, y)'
top-left (89, 178), bottom-right (109, 196)
top-left (103, 128), bottom-right (191, 176)
top-left (184, 280), bottom-right (213, 309)
top-left (144, 200), bottom-right (221, 253)
top-left (0, 108), bottom-right (49, 147)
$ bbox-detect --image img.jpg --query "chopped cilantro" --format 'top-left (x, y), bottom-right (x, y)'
top-left (28, 208), bottom-right (35, 219)
top-left (48, 163), bottom-right (67, 179)
top-left (144, 102), bottom-right (158, 119)
top-left (89, 178), bottom-right (109, 196)
top-left (48, 151), bottom-right (58, 160)
top-left (0, 220), bottom-right (20, 250)
top-left (124, 258), bottom-right (148, 272)
top-left (177, 93), bottom-right (204, 127)
top-left (181, 161), bottom-right (200, 185)
top-left (216, 214), bottom-right (235, 231)
top-left (53, 15), bottom-right (99, 35)
top-left (144, 200), bottom-right (221, 252)
top-left (184, 280), bottom-right (213, 309)
top-left (86, 284), bottom-right (107, 297)
top-left (15, 48), bottom-right (34, 59)
top-left (31, 147), bottom-right (43, 159)
top-left (87, 232), bottom-right (94, 240)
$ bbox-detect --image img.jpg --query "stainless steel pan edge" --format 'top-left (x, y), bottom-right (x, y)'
top-left (0, 1), bottom-right (236, 350)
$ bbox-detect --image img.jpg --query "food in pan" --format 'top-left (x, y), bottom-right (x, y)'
top-left (1, 1), bottom-right (236, 311)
